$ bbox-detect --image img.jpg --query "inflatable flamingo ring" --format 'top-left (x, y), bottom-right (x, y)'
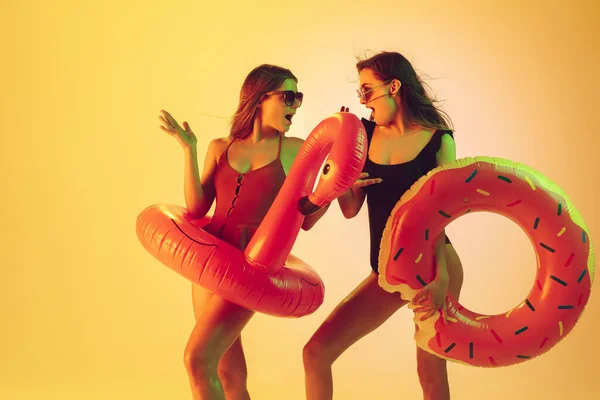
top-left (136, 113), bottom-right (367, 318)
top-left (378, 156), bottom-right (595, 367)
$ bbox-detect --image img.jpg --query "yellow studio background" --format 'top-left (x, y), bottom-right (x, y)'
top-left (2, 0), bottom-right (599, 399)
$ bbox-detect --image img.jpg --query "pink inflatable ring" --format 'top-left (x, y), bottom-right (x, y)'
top-left (136, 113), bottom-right (367, 317)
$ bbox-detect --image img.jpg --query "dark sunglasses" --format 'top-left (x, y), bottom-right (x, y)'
top-left (357, 79), bottom-right (392, 102)
top-left (265, 90), bottom-right (303, 107)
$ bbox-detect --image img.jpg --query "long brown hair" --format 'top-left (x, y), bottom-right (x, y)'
top-left (356, 51), bottom-right (454, 131)
top-left (230, 64), bottom-right (298, 140)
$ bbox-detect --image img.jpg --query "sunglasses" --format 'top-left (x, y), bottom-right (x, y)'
top-left (356, 79), bottom-right (392, 102)
top-left (265, 90), bottom-right (304, 107)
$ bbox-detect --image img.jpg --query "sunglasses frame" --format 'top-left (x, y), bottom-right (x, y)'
top-left (265, 90), bottom-right (304, 107)
top-left (357, 79), bottom-right (392, 102)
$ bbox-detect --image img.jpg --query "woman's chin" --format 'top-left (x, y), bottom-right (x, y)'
top-left (266, 123), bottom-right (288, 135)
top-left (374, 116), bottom-right (392, 127)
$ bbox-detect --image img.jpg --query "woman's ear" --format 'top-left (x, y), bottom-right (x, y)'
top-left (390, 79), bottom-right (402, 95)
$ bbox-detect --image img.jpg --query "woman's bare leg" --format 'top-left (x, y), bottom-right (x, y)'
top-left (415, 244), bottom-right (464, 400)
top-left (192, 285), bottom-right (250, 399)
top-left (303, 272), bottom-right (408, 400)
top-left (186, 287), bottom-right (254, 399)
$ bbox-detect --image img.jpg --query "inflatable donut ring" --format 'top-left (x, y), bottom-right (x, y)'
top-left (378, 156), bottom-right (594, 367)
top-left (136, 113), bottom-right (367, 318)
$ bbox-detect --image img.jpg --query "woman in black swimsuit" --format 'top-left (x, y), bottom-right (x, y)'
top-left (303, 51), bottom-right (465, 400)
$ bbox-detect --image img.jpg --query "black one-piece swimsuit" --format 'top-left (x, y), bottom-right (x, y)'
top-left (361, 118), bottom-right (453, 274)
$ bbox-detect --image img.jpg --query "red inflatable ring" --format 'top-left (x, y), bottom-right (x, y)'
top-left (378, 156), bottom-right (595, 367)
top-left (136, 113), bottom-right (367, 317)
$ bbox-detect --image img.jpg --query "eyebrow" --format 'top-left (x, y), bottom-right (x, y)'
top-left (360, 83), bottom-right (371, 89)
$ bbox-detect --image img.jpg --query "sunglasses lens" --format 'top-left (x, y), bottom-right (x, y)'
top-left (284, 91), bottom-right (294, 105)
top-left (357, 89), bottom-right (365, 101)
top-left (285, 91), bottom-right (303, 106)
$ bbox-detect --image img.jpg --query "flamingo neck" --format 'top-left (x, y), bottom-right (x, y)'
top-left (243, 137), bottom-right (331, 271)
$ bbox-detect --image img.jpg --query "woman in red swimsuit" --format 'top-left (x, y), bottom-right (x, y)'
top-left (303, 52), bottom-right (465, 400)
top-left (159, 64), bottom-right (326, 400)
